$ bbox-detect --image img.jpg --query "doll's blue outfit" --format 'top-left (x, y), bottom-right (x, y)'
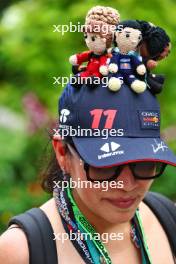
top-left (109, 48), bottom-right (144, 86)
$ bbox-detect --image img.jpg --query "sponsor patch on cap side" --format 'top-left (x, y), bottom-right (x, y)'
top-left (138, 110), bottom-right (160, 129)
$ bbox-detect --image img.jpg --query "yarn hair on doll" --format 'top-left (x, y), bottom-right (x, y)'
top-left (84, 5), bottom-right (120, 49)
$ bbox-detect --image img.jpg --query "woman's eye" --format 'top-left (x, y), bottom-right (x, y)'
top-left (138, 36), bottom-right (142, 40)
top-left (84, 34), bottom-right (87, 39)
top-left (91, 36), bottom-right (95, 41)
top-left (126, 33), bottom-right (130, 38)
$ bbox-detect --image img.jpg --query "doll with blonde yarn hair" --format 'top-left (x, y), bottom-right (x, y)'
top-left (69, 6), bottom-right (120, 89)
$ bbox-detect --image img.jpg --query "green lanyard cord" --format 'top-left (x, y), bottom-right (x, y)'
top-left (135, 209), bottom-right (153, 264)
top-left (67, 187), bottom-right (112, 264)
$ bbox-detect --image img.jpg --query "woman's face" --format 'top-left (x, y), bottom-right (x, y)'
top-left (64, 143), bottom-right (154, 224)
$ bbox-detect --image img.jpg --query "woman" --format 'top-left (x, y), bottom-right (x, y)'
top-left (0, 83), bottom-right (176, 264)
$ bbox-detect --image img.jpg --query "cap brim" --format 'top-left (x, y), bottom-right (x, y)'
top-left (72, 137), bottom-right (176, 167)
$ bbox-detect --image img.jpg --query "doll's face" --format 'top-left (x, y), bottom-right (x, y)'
top-left (139, 41), bottom-right (149, 58)
top-left (157, 43), bottom-right (171, 60)
top-left (84, 33), bottom-right (107, 55)
top-left (115, 27), bottom-right (142, 53)
top-left (140, 41), bottom-right (171, 61)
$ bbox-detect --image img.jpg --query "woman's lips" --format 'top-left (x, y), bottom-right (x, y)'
top-left (104, 197), bottom-right (137, 209)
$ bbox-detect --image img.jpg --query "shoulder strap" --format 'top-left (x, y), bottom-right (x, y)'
top-left (143, 192), bottom-right (176, 256)
top-left (8, 208), bottom-right (58, 264)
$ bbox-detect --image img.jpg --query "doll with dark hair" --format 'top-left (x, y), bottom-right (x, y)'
top-left (139, 21), bottom-right (171, 94)
top-left (107, 20), bottom-right (147, 93)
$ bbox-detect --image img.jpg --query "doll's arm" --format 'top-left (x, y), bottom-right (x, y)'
top-left (132, 55), bottom-right (146, 75)
top-left (146, 59), bottom-right (158, 70)
top-left (108, 53), bottom-right (119, 73)
top-left (69, 51), bottom-right (92, 66)
top-left (99, 55), bottom-right (109, 76)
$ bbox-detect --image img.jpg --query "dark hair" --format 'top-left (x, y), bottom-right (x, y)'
top-left (40, 144), bottom-right (63, 193)
top-left (138, 20), bottom-right (170, 58)
top-left (40, 136), bottom-right (73, 193)
top-left (117, 20), bottom-right (142, 31)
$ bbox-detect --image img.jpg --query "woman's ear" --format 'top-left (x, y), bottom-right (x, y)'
top-left (52, 139), bottom-right (67, 170)
top-left (52, 139), bottom-right (66, 156)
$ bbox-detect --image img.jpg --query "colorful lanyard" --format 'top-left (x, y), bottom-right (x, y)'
top-left (54, 185), bottom-right (152, 264)
top-left (54, 187), bottom-right (94, 263)
top-left (67, 187), bottom-right (112, 263)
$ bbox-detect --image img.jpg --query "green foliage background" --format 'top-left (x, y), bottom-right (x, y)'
top-left (0, 0), bottom-right (176, 232)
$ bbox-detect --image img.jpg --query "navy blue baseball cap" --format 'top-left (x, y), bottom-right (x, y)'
top-left (58, 83), bottom-right (176, 168)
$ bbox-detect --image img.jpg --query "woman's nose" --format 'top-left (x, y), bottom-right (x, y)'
top-left (117, 165), bottom-right (138, 191)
